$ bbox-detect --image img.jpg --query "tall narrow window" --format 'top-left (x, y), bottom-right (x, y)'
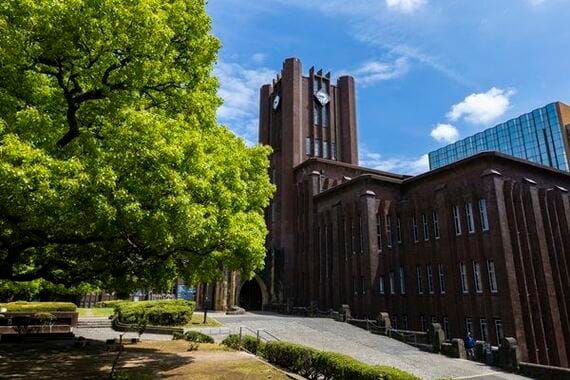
top-left (465, 318), bottom-right (473, 334)
top-left (351, 219), bottom-right (355, 255)
top-left (379, 275), bottom-right (385, 294)
top-left (422, 213), bottom-right (429, 241)
top-left (480, 318), bottom-right (489, 342)
top-left (412, 216), bottom-right (419, 243)
top-left (305, 137), bottom-right (312, 156)
top-left (359, 215), bottom-right (364, 255)
top-left (443, 317), bottom-right (450, 339)
top-left (386, 215), bottom-right (393, 248)
top-left (389, 271), bottom-right (395, 295)
top-left (460, 263), bottom-right (469, 293)
top-left (322, 104), bottom-right (329, 127)
top-left (313, 103), bottom-right (321, 125)
top-left (465, 203), bottom-right (475, 233)
top-left (433, 211), bottom-right (440, 239)
top-left (323, 141), bottom-right (329, 159)
top-left (487, 260), bottom-right (498, 293)
top-left (391, 315), bottom-right (398, 329)
top-left (479, 199), bottom-right (490, 231)
top-left (314, 138), bottom-right (321, 157)
top-left (438, 264), bottom-right (446, 294)
top-left (344, 218), bottom-right (349, 261)
top-left (353, 276), bottom-right (357, 295)
top-left (402, 315), bottom-right (408, 330)
top-left (452, 205), bottom-right (462, 236)
top-left (495, 319), bottom-right (504, 345)
top-left (420, 315), bottom-right (426, 331)
top-left (427, 265), bottom-right (434, 294)
top-left (361, 276), bottom-right (366, 295)
top-left (473, 261), bottom-right (483, 293)
top-left (416, 265), bottom-right (423, 294)
top-left (331, 143), bottom-right (337, 160)
top-left (399, 266), bottom-right (406, 295)
top-left (396, 217), bottom-right (402, 243)
top-left (376, 214), bottom-right (383, 252)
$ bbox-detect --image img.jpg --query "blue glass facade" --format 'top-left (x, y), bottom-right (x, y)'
top-left (429, 103), bottom-right (570, 171)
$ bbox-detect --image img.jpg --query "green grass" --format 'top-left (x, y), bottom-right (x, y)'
top-left (187, 312), bottom-right (222, 327)
top-left (78, 307), bottom-right (114, 318)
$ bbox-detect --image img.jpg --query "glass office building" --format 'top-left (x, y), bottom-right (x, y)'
top-left (429, 102), bottom-right (570, 171)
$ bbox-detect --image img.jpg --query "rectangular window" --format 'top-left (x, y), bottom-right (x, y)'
top-left (376, 214), bottom-right (383, 252)
top-left (452, 205), bottom-right (462, 236)
top-left (460, 263), bottom-right (469, 293)
top-left (359, 215), bottom-right (364, 255)
top-left (420, 315), bottom-right (426, 332)
top-left (331, 143), bottom-right (337, 160)
top-left (412, 216), bottom-right (419, 243)
top-left (344, 218), bottom-right (349, 261)
top-left (427, 265), bottom-right (434, 294)
top-left (386, 215), bottom-right (393, 248)
top-left (433, 211), bottom-right (440, 239)
top-left (322, 104), bottom-right (329, 127)
top-left (361, 276), bottom-right (366, 295)
top-left (323, 141), bottom-right (329, 159)
top-left (422, 213), bottom-right (429, 241)
top-left (396, 217), bottom-right (402, 243)
top-left (399, 266), bottom-right (406, 295)
top-left (379, 275), bottom-right (385, 294)
top-left (465, 318), bottom-right (473, 335)
top-left (416, 265), bottom-right (423, 294)
top-left (480, 318), bottom-right (489, 342)
top-left (392, 316), bottom-right (398, 329)
top-left (305, 137), bottom-right (312, 156)
top-left (313, 103), bottom-right (321, 125)
top-left (487, 260), bottom-right (498, 293)
top-left (443, 317), bottom-right (450, 339)
top-left (479, 199), bottom-right (489, 231)
top-left (473, 261), bottom-right (483, 293)
top-left (389, 271), bottom-right (395, 295)
top-left (465, 203), bottom-right (475, 233)
top-left (438, 264), bottom-right (446, 294)
top-left (402, 315), bottom-right (408, 330)
top-left (315, 138), bottom-right (321, 157)
top-left (351, 219), bottom-right (355, 255)
top-left (495, 319), bottom-right (504, 345)
top-left (353, 276), bottom-right (358, 295)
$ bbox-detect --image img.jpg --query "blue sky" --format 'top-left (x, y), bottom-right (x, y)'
top-left (207, 0), bottom-right (570, 174)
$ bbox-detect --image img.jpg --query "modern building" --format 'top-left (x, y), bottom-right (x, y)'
top-left (429, 102), bottom-right (570, 171)
top-left (198, 58), bottom-right (570, 368)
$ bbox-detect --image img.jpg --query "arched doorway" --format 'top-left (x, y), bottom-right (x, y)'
top-left (239, 277), bottom-right (264, 311)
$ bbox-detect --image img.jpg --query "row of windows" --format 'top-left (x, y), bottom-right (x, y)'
top-left (374, 199), bottom-right (489, 250)
top-left (376, 260), bottom-right (498, 296)
top-left (305, 138), bottom-right (337, 160)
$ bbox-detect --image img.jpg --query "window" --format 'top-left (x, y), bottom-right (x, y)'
top-left (433, 211), bottom-right (440, 239)
top-left (305, 137), bottom-right (312, 156)
top-left (376, 214), bottom-right (383, 252)
top-left (359, 215), bottom-right (364, 255)
top-left (443, 317), bottom-right (450, 339)
top-left (379, 275), bottom-right (385, 294)
top-left (412, 216), bottom-right (419, 242)
top-left (331, 143), bottom-right (337, 160)
top-left (487, 260), bottom-right (498, 293)
top-left (452, 205), bottom-right (462, 235)
top-left (402, 315), bottom-right (408, 330)
top-left (351, 219), bottom-right (355, 255)
top-left (385, 215), bottom-right (393, 248)
top-left (420, 315), bottom-right (426, 332)
top-left (396, 217), bottom-right (402, 243)
top-left (344, 218), bottom-right (349, 261)
top-left (399, 266), bottom-right (406, 295)
top-left (323, 141), bottom-right (329, 159)
top-left (353, 276), bottom-right (358, 295)
top-left (438, 264), bottom-right (446, 294)
top-left (480, 318), bottom-right (489, 342)
top-left (315, 138), bottom-right (321, 157)
top-left (391, 315), bottom-right (398, 329)
top-left (427, 265), bottom-right (434, 294)
top-left (361, 276), bottom-right (366, 295)
top-left (313, 103), bottom-right (321, 125)
top-left (460, 263), bottom-right (469, 293)
top-left (389, 271), bottom-right (395, 294)
top-left (416, 265), bottom-right (423, 294)
top-left (479, 199), bottom-right (489, 231)
top-left (465, 318), bottom-right (473, 335)
top-left (473, 261), bottom-right (483, 293)
top-left (495, 319), bottom-right (504, 345)
top-left (422, 214), bottom-right (429, 241)
top-left (465, 203), bottom-right (475, 233)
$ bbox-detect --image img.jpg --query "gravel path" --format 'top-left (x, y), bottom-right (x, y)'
top-left (75, 327), bottom-right (173, 342)
top-left (213, 312), bottom-right (529, 380)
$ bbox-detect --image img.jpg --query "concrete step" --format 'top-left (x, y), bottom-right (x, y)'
top-left (77, 318), bottom-right (113, 328)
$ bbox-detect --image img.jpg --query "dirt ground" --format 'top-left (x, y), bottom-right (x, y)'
top-left (0, 339), bottom-right (289, 379)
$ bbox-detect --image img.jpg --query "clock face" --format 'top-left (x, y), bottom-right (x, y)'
top-left (272, 95), bottom-right (281, 111)
top-left (314, 89), bottom-right (330, 106)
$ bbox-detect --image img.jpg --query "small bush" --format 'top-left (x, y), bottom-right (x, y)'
top-left (172, 331), bottom-right (185, 340)
top-left (242, 335), bottom-right (265, 355)
top-left (221, 334), bottom-right (242, 350)
top-left (115, 300), bottom-right (195, 326)
top-left (262, 341), bottom-right (317, 378)
top-left (184, 330), bottom-right (214, 343)
top-left (0, 302), bottom-right (77, 312)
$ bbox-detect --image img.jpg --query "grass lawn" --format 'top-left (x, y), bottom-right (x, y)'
top-left (188, 312), bottom-right (222, 328)
top-left (77, 307), bottom-right (114, 318)
top-left (0, 340), bottom-right (288, 379)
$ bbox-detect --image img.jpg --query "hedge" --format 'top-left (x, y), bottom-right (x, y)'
top-left (95, 300), bottom-right (130, 308)
top-left (222, 335), bottom-right (418, 380)
top-left (0, 301), bottom-right (77, 312)
top-left (173, 330), bottom-right (214, 343)
top-left (114, 300), bottom-right (195, 327)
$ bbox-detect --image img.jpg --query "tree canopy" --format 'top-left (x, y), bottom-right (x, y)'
top-left (0, 0), bottom-right (274, 297)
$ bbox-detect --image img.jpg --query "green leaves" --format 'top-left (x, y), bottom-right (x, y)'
top-left (0, 0), bottom-right (273, 297)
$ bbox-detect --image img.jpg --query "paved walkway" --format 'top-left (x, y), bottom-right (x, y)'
top-left (212, 312), bottom-right (529, 380)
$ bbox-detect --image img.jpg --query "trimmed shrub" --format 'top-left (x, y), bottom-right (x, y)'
top-left (184, 330), bottom-right (214, 343)
top-left (115, 300), bottom-right (195, 326)
top-left (242, 335), bottom-right (265, 355)
top-left (221, 334), bottom-right (242, 350)
top-left (262, 341), bottom-right (317, 378)
top-left (0, 302), bottom-right (77, 312)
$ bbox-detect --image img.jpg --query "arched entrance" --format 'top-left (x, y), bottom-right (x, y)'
top-left (238, 275), bottom-right (268, 311)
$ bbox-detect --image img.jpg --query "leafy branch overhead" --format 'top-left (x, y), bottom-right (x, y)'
top-left (0, 0), bottom-right (274, 294)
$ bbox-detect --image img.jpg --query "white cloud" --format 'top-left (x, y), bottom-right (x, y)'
top-left (360, 147), bottom-right (430, 175)
top-left (430, 123), bottom-right (459, 143)
top-left (215, 61), bottom-right (276, 144)
top-left (385, 0), bottom-right (427, 13)
top-left (447, 87), bottom-right (515, 125)
top-left (353, 57), bottom-right (410, 86)
top-left (251, 53), bottom-right (266, 64)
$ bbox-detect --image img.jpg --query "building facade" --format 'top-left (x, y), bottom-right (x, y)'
top-left (250, 58), bottom-right (570, 367)
top-left (429, 102), bottom-right (570, 171)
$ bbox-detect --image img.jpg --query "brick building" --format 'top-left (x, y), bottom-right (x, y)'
top-left (250, 57), bottom-right (570, 367)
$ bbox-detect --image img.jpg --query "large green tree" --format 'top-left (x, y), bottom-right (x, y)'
top-left (0, 0), bottom-right (273, 295)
